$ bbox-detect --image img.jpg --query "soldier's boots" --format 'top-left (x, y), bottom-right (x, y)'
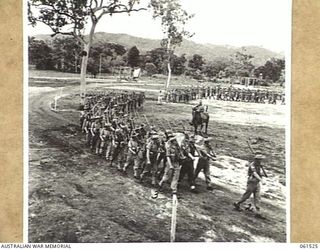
top-left (133, 171), bottom-right (139, 179)
top-left (245, 203), bottom-right (255, 212)
top-left (98, 148), bottom-right (103, 155)
top-left (207, 186), bottom-right (214, 191)
top-left (233, 202), bottom-right (242, 211)
top-left (151, 177), bottom-right (156, 186)
top-left (156, 170), bottom-right (162, 180)
top-left (122, 166), bottom-right (128, 175)
top-left (110, 160), bottom-right (115, 167)
top-left (117, 164), bottom-right (122, 172)
top-left (139, 173), bottom-right (145, 183)
top-left (105, 153), bottom-right (111, 162)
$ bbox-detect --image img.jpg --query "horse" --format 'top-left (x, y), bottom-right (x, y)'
top-left (192, 106), bottom-right (210, 135)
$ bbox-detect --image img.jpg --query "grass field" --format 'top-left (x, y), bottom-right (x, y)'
top-left (29, 69), bottom-right (285, 92)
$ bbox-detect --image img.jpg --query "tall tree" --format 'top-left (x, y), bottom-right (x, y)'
top-left (149, 0), bottom-right (193, 89)
top-left (226, 51), bottom-right (254, 77)
top-left (28, 36), bottom-right (55, 70)
top-left (188, 54), bottom-right (205, 71)
top-left (145, 47), bottom-right (168, 74)
top-left (201, 57), bottom-right (230, 78)
top-left (88, 42), bottom-right (127, 74)
top-left (127, 46), bottom-right (140, 68)
top-left (52, 37), bottom-right (82, 72)
top-left (254, 58), bottom-right (285, 82)
top-left (28, 0), bottom-right (146, 98)
top-left (171, 54), bottom-right (187, 75)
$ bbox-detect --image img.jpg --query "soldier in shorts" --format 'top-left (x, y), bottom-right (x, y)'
top-left (123, 133), bottom-right (141, 178)
top-left (152, 133), bottom-right (182, 198)
top-left (178, 135), bottom-right (196, 191)
top-left (112, 128), bottom-right (127, 171)
top-left (233, 152), bottom-right (266, 212)
top-left (91, 117), bottom-right (102, 153)
top-left (99, 123), bottom-right (113, 160)
top-left (140, 132), bottom-right (161, 186)
top-left (194, 138), bottom-right (216, 190)
top-left (155, 132), bottom-right (167, 179)
top-left (84, 116), bottom-right (93, 146)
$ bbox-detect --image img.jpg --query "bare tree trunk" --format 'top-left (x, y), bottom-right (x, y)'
top-left (80, 21), bottom-right (97, 99)
top-left (165, 38), bottom-right (172, 90)
top-left (166, 61), bottom-right (172, 89)
top-left (80, 44), bottom-right (89, 97)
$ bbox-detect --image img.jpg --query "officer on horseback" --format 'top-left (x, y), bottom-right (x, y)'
top-left (190, 100), bottom-right (204, 125)
top-left (190, 100), bottom-right (209, 135)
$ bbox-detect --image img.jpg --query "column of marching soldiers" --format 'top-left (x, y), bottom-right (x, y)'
top-left (163, 85), bottom-right (285, 104)
top-left (80, 89), bottom-right (217, 197)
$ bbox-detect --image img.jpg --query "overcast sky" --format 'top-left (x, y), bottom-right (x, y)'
top-left (27, 0), bottom-right (291, 53)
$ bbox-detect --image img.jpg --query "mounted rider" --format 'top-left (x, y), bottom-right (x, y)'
top-left (190, 100), bottom-right (205, 125)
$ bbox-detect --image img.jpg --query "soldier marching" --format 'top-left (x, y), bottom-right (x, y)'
top-left (80, 90), bottom-right (219, 194)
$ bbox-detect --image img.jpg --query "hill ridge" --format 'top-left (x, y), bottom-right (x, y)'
top-left (33, 32), bottom-right (283, 66)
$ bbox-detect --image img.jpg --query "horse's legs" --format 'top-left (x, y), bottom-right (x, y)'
top-left (199, 124), bottom-right (204, 136)
top-left (194, 125), bottom-right (197, 135)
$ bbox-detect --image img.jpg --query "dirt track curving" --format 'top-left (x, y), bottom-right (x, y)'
top-left (28, 81), bottom-right (286, 243)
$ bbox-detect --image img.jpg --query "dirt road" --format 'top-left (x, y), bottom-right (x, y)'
top-left (28, 84), bottom-right (286, 243)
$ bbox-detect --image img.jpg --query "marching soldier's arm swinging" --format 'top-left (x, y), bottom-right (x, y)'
top-left (166, 155), bottom-right (174, 169)
top-left (90, 123), bottom-right (95, 136)
top-left (253, 172), bottom-right (263, 182)
top-left (99, 129), bottom-right (105, 142)
top-left (128, 141), bottom-right (136, 155)
top-left (84, 122), bottom-right (89, 133)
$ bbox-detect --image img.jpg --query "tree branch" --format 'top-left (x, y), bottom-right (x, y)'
top-left (93, 0), bottom-right (99, 8)
top-left (98, 6), bottom-right (146, 19)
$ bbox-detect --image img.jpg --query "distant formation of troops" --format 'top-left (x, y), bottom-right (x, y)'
top-left (162, 85), bottom-right (285, 105)
top-left (80, 90), bottom-right (218, 198)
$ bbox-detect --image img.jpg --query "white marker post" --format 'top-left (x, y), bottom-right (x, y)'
top-left (54, 95), bottom-right (58, 111)
top-left (170, 194), bottom-right (178, 242)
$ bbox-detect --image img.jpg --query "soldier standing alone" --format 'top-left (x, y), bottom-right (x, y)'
top-left (193, 138), bottom-right (216, 191)
top-left (233, 152), bottom-right (266, 213)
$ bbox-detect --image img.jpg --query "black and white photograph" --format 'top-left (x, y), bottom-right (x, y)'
top-left (27, 0), bottom-right (290, 243)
